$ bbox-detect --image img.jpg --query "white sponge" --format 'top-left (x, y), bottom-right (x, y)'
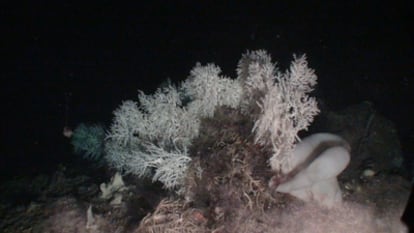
top-left (275, 133), bottom-right (350, 207)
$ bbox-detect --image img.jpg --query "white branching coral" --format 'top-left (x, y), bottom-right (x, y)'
top-left (137, 85), bottom-right (199, 148)
top-left (182, 63), bottom-right (243, 118)
top-left (250, 54), bottom-right (319, 173)
top-left (145, 144), bottom-right (192, 189)
top-left (105, 86), bottom-right (198, 189)
top-left (237, 50), bottom-right (276, 95)
top-left (105, 50), bottom-right (319, 189)
top-left (105, 63), bottom-right (242, 190)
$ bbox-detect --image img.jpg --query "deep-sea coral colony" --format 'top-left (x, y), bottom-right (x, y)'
top-left (105, 50), bottom-right (320, 191)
